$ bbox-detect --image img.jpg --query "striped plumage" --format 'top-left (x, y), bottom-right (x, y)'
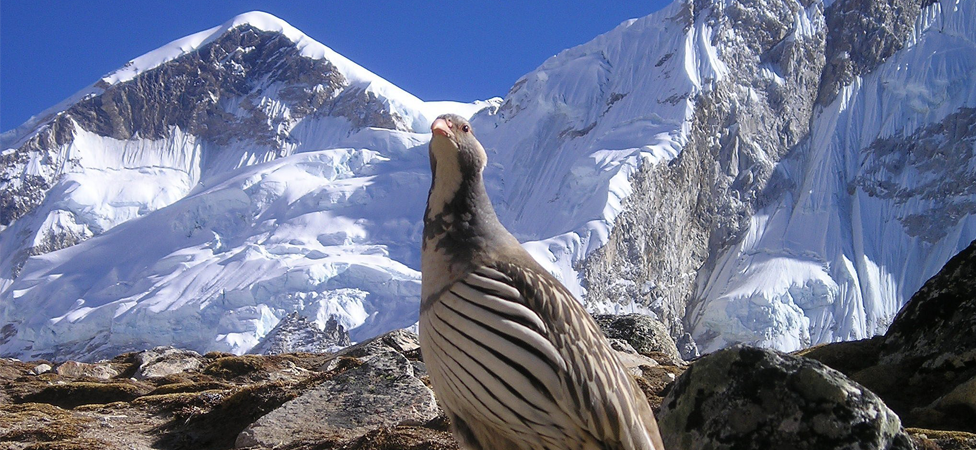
top-left (420, 114), bottom-right (665, 450)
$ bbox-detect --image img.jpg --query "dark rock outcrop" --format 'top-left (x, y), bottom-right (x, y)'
top-left (851, 108), bottom-right (976, 243)
top-left (658, 346), bottom-right (913, 450)
top-left (816, 0), bottom-right (924, 106)
top-left (801, 239), bottom-right (976, 433)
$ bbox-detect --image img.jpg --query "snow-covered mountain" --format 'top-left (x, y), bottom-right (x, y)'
top-left (0, 12), bottom-right (494, 361)
top-left (686, 0), bottom-right (976, 352)
top-left (2, 0), bottom-right (974, 361)
top-left (580, 0), bottom-right (976, 353)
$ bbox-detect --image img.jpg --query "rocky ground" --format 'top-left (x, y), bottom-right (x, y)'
top-left (3, 241), bottom-right (976, 449)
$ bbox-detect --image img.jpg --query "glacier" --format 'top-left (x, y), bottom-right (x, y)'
top-left (5, 134), bottom-right (429, 359)
top-left (688, 0), bottom-right (976, 352)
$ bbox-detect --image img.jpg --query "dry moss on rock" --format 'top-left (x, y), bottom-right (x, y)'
top-left (0, 403), bottom-right (88, 442)
top-left (17, 381), bottom-right (150, 409)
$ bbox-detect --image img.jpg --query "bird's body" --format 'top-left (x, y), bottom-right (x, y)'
top-left (420, 114), bottom-right (665, 450)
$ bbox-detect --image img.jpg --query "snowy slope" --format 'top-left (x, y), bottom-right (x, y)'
top-left (473, 0), bottom-right (722, 298)
top-left (3, 128), bottom-right (425, 359)
top-left (1, 4), bottom-right (713, 361)
top-left (689, 0), bottom-right (976, 351)
top-left (0, 13), bottom-right (495, 361)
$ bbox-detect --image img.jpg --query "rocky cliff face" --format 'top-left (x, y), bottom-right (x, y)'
top-left (583, 0), bottom-right (826, 345)
top-left (583, 0), bottom-right (976, 352)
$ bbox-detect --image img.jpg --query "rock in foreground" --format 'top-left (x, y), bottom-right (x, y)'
top-left (236, 332), bottom-right (438, 447)
top-left (658, 346), bottom-right (913, 450)
top-left (594, 313), bottom-right (685, 365)
top-left (0, 331), bottom-right (453, 450)
top-left (800, 239), bottom-right (976, 433)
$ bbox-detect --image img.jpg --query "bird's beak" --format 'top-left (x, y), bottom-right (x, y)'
top-left (431, 118), bottom-right (453, 138)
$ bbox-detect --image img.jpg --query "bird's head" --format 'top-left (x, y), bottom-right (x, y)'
top-left (429, 114), bottom-right (488, 177)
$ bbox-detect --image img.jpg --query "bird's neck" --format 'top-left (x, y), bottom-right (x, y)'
top-left (422, 164), bottom-right (508, 300)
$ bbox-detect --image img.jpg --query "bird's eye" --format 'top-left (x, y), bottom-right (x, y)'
top-left (461, 125), bottom-right (470, 133)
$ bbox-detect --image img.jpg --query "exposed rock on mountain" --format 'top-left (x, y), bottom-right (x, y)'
top-left (816, 0), bottom-right (924, 106)
top-left (682, 0), bottom-right (976, 352)
top-left (581, 0), bottom-right (826, 346)
top-left (249, 312), bottom-right (351, 355)
top-left (851, 108), bottom-right (976, 243)
top-left (472, 0), bottom-right (975, 356)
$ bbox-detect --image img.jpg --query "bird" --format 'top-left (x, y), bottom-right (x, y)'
top-left (419, 113), bottom-right (666, 450)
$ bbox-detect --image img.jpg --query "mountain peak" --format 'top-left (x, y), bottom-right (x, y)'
top-left (224, 11), bottom-right (295, 31)
top-left (93, 11), bottom-right (439, 132)
top-left (100, 11), bottom-right (316, 86)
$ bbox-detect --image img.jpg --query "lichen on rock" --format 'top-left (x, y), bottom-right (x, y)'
top-left (658, 346), bottom-right (913, 450)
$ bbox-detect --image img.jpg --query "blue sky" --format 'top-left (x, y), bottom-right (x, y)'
top-left (0, 1), bottom-right (670, 132)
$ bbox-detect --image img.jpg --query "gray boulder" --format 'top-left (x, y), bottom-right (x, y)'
top-left (29, 363), bottom-right (53, 375)
top-left (249, 312), bottom-right (351, 355)
top-left (133, 346), bottom-right (204, 379)
top-left (55, 360), bottom-right (119, 379)
top-left (676, 333), bottom-right (701, 360)
top-left (607, 338), bottom-right (660, 377)
top-left (658, 346), bottom-right (912, 450)
top-left (594, 313), bottom-right (683, 364)
top-left (236, 330), bottom-right (439, 448)
top-left (374, 328), bottom-right (421, 354)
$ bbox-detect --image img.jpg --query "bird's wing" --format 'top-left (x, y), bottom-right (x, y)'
top-left (487, 261), bottom-right (663, 450)
top-left (424, 261), bottom-right (661, 449)
top-left (421, 264), bottom-right (583, 442)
